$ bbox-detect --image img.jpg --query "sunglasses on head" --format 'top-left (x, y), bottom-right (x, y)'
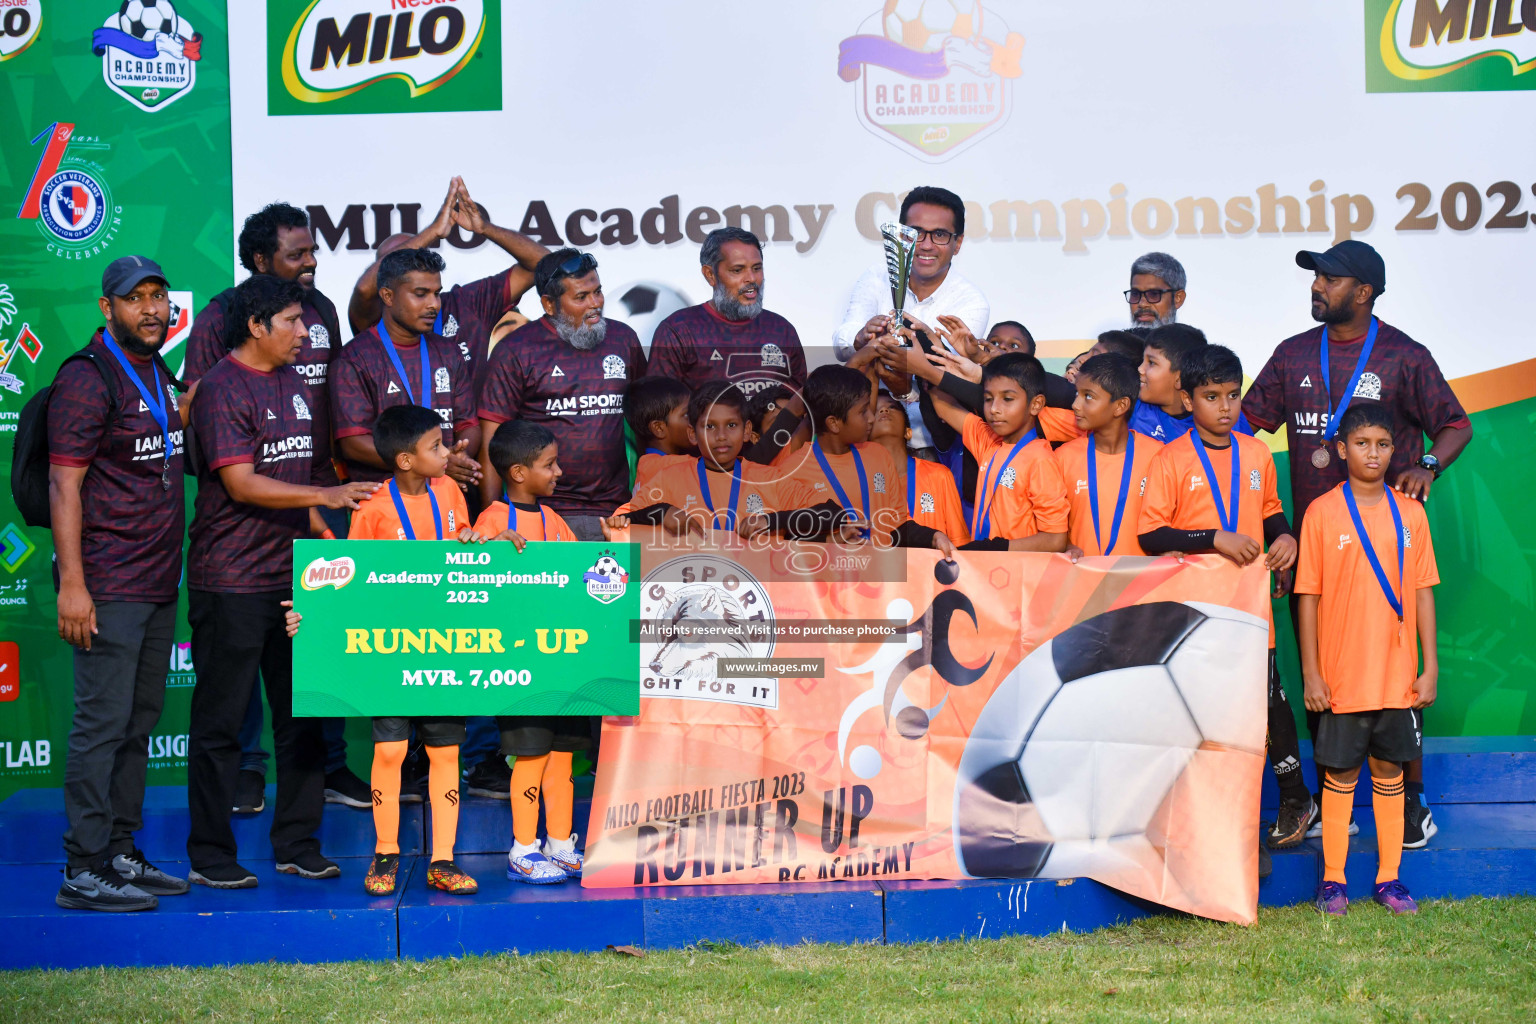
top-left (557, 252), bottom-right (598, 276)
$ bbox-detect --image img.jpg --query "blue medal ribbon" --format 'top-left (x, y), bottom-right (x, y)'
top-left (697, 457), bottom-right (743, 530)
top-left (812, 441), bottom-right (870, 538)
top-left (377, 324), bottom-right (432, 406)
top-left (1320, 317), bottom-right (1378, 443)
top-left (1088, 433), bottom-right (1135, 555)
top-left (389, 478), bottom-right (442, 540)
top-left (102, 329), bottom-right (172, 485)
top-left (972, 429), bottom-right (1037, 540)
top-left (644, 447), bottom-right (667, 457)
top-left (510, 502), bottom-right (549, 541)
top-left (1342, 483), bottom-right (1405, 621)
top-left (1191, 435), bottom-right (1241, 534)
top-left (906, 455), bottom-right (917, 519)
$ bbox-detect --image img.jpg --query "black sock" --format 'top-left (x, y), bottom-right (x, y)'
top-left (1266, 652), bottom-right (1311, 808)
top-left (1405, 779), bottom-right (1425, 808)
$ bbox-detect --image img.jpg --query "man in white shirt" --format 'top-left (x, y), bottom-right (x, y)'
top-left (832, 186), bottom-right (989, 452)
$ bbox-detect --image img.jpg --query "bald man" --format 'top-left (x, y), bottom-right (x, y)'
top-left (348, 178), bottom-right (548, 387)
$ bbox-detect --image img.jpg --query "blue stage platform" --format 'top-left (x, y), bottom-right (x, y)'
top-left (3, 737), bottom-right (1532, 970)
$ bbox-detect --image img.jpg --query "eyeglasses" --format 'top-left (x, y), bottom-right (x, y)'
top-left (908, 228), bottom-right (956, 245)
top-left (557, 252), bottom-right (598, 276)
top-left (1124, 288), bottom-right (1174, 304)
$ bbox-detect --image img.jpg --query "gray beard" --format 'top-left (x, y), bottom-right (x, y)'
top-left (711, 282), bottom-right (764, 321)
top-left (553, 312), bottom-right (607, 351)
top-left (1132, 309), bottom-right (1176, 329)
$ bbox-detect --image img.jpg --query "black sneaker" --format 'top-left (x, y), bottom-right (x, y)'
top-left (1403, 802), bottom-right (1438, 849)
top-left (112, 849), bottom-right (189, 896)
top-left (324, 766), bottom-right (373, 809)
top-left (1268, 797), bottom-right (1317, 849)
top-left (1258, 839), bottom-right (1273, 880)
top-left (463, 757), bottom-right (512, 799)
top-left (189, 862), bottom-right (259, 889)
top-left (56, 864), bottom-right (158, 912)
top-left (276, 850), bottom-right (341, 879)
top-left (233, 769), bottom-right (266, 814)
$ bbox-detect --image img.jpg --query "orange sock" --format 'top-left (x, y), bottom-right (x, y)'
top-left (371, 740), bottom-right (408, 856)
top-left (426, 744), bottom-right (461, 863)
top-left (1321, 769), bottom-right (1356, 884)
top-left (510, 754), bottom-right (548, 847)
top-left (542, 751), bottom-right (575, 842)
top-left (1373, 771), bottom-right (1406, 884)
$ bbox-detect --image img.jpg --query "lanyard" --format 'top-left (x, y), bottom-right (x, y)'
top-left (644, 447), bottom-right (666, 457)
top-left (1320, 317), bottom-right (1378, 442)
top-left (389, 479), bottom-right (442, 540)
top-left (1191, 435), bottom-right (1241, 534)
top-left (1342, 484), bottom-right (1405, 621)
top-left (906, 455), bottom-right (917, 518)
top-left (102, 330), bottom-right (172, 487)
top-left (1088, 433), bottom-right (1135, 555)
top-left (377, 325), bottom-right (431, 406)
top-left (433, 310), bottom-right (443, 335)
top-left (972, 429), bottom-right (1037, 540)
top-left (696, 458), bottom-right (743, 530)
top-left (812, 441), bottom-right (869, 537)
top-left (510, 503), bottom-right (548, 541)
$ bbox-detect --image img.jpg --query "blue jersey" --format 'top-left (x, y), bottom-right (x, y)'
top-left (1129, 402), bottom-right (1253, 444)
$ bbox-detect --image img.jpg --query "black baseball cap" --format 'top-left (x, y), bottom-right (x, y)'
top-left (1295, 240), bottom-right (1385, 296)
top-left (101, 255), bottom-right (169, 297)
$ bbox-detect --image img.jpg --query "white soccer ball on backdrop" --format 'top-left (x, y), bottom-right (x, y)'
top-left (606, 280), bottom-right (690, 352)
top-left (884, 0), bottom-right (983, 52)
top-left (119, 0), bottom-right (178, 39)
top-left (952, 601), bottom-right (1267, 880)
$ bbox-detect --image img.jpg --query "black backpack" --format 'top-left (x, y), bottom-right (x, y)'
top-left (9, 344), bottom-right (186, 529)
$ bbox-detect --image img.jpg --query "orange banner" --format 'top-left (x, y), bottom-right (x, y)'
top-left (585, 537), bottom-right (1271, 925)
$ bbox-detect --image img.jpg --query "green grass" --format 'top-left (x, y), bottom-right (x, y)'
top-left (5, 898), bottom-right (1535, 1023)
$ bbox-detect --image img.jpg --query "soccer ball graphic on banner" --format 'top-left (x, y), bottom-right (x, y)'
top-left (952, 601), bottom-right (1266, 880)
top-left (884, 0), bottom-right (983, 52)
top-left (119, 0), bottom-right (179, 39)
top-left (606, 281), bottom-right (690, 352)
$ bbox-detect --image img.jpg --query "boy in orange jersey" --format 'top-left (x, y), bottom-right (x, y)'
top-left (1297, 400), bottom-right (1438, 917)
top-left (870, 392), bottom-right (970, 544)
top-left (1055, 353), bottom-right (1163, 558)
top-left (349, 404), bottom-right (488, 897)
top-left (928, 353), bottom-right (1068, 550)
top-left (624, 376), bottom-right (694, 496)
top-left (1138, 344), bottom-right (1313, 852)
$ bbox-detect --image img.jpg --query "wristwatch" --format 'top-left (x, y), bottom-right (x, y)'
top-left (1417, 454), bottom-right (1441, 478)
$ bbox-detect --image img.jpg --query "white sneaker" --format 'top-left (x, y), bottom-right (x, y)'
top-left (506, 841), bottom-right (566, 884)
top-left (1304, 798), bottom-right (1360, 839)
top-left (544, 833), bottom-right (583, 878)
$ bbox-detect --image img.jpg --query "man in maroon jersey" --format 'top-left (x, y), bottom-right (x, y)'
top-left (331, 247), bottom-right (481, 490)
top-left (180, 202), bottom-right (370, 812)
top-left (477, 249), bottom-right (646, 539)
top-left (1244, 239), bottom-right (1472, 850)
top-left (49, 256), bottom-right (189, 912)
top-left (184, 275), bottom-right (377, 889)
top-left (648, 227), bottom-right (807, 397)
top-left (347, 177), bottom-right (547, 385)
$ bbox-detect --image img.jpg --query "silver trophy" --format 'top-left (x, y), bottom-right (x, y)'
top-left (880, 222), bottom-right (920, 343)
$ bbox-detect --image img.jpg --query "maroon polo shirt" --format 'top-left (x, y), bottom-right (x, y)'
top-left (647, 303), bottom-right (807, 396)
top-left (437, 269), bottom-right (515, 386)
top-left (47, 332), bottom-right (185, 602)
top-left (477, 316), bottom-right (646, 517)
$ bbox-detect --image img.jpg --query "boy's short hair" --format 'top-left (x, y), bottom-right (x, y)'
top-left (1077, 354), bottom-right (1140, 405)
top-left (374, 405), bottom-right (444, 469)
top-left (747, 384), bottom-right (792, 432)
top-left (804, 365), bottom-right (871, 428)
top-left (877, 389), bottom-right (911, 431)
top-left (1094, 329), bottom-right (1145, 363)
top-left (1144, 323), bottom-right (1207, 367)
top-left (1178, 344), bottom-right (1244, 392)
top-left (687, 380), bottom-right (750, 427)
top-left (1336, 399), bottom-right (1396, 439)
top-left (624, 376), bottom-right (690, 443)
top-left (489, 420), bottom-right (557, 478)
top-left (980, 352), bottom-right (1047, 400)
top-left (990, 320), bottom-right (1036, 355)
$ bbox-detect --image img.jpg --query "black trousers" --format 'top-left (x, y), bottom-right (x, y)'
top-left (61, 600), bottom-right (175, 870)
top-left (186, 589), bottom-right (324, 869)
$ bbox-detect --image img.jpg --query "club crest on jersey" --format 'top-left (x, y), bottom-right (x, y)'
top-left (1000, 466), bottom-right (1016, 490)
top-left (1402, 526), bottom-right (1412, 548)
top-left (1248, 469), bottom-right (1261, 491)
top-left (1354, 372), bottom-right (1382, 400)
top-left (441, 314), bottom-right (459, 338)
top-left (434, 366), bottom-right (451, 393)
top-left (745, 492), bottom-right (766, 516)
top-left (308, 323), bottom-right (330, 349)
top-left (292, 393), bottom-right (311, 420)
top-left (582, 550), bottom-right (630, 605)
top-left (602, 354), bottom-right (626, 380)
top-left (872, 471), bottom-right (887, 494)
top-left (760, 343), bottom-right (787, 369)
top-left (920, 491), bottom-right (935, 515)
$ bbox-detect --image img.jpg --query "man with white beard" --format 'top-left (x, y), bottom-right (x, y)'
top-left (476, 250), bottom-right (646, 540)
top-left (1126, 251), bottom-right (1187, 330)
top-left (647, 227), bottom-right (807, 395)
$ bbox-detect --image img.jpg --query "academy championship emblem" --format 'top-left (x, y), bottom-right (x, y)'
top-left (92, 1), bottom-right (202, 112)
top-left (582, 549), bottom-right (630, 604)
top-left (301, 555), bottom-right (355, 591)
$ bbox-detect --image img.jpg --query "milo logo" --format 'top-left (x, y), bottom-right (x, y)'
top-left (301, 554), bottom-right (355, 591)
